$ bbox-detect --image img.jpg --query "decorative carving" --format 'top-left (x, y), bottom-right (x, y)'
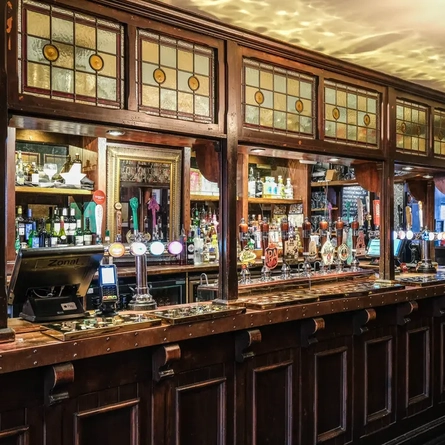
top-left (397, 301), bottom-right (418, 326)
top-left (301, 317), bottom-right (325, 347)
top-left (353, 308), bottom-right (377, 335)
top-left (152, 344), bottom-right (181, 382)
top-left (44, 362), bottom-right (74, 406)
top-left (235, 329), bottom-right (262, 363)
top-left (432, 296), bottom-right (445, 317)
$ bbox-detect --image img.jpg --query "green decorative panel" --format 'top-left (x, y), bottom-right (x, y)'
top-left (396, 99), bottom-right (428, 154)
top-left (242, 58), bottom-right (315, 136)
top-left (324, 81), bottom-right (379, 147)
top-left (138, 30), bottom-right (215, 123)
top-left (433, 109), bottom-right (445, 156)
top-left (19, 0), bottom-right (124, 108)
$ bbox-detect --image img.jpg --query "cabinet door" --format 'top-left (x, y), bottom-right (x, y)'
top-left (152, 334), bottom-right (234, 445)
top-left (301, 336), bottom-right (353, 445)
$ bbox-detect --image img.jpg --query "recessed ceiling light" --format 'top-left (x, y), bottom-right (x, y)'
top-left (423, 174), bottom-right (433, 179)
top-left (299, 159), bottom-right (317, 165)
top-left (106, 129), bottom-right (126, 136)
top-left (328, 157), bottom-right (339, 162)
top-left (402, 166), bottom-right (414, 171)
top-left (251, 148), bottom-right (265, 153)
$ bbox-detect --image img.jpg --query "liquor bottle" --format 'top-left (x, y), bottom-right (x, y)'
top-left (15, 206), bottom-right (26, 245)
top-left (46, 207), bottom-right (54, 233)
top-left (187, 230), bottom-right (195, 264)
top-left (67, 207), bottom-right (76, 244)
top-left (255, 173), bottom-right (263, 198)
top-left (38, 218), bottom-right (49, 247)
top-left (28, 221), bottom-right (39, 248)
top-left (29, 162), bottom-right (39, 185)
top-left (60, 155), bottom-right (72, 173)
top-left (24, 208), bottom-right (34, 242)
top-left (248, 167), bottom-right (256, 198)
top-left (52, 207), bottom-right (61, 236)
top-left (75, 219), bottom-right (84, 245)
top-left (15, 151), bottom-right (25, 186)
top-left (83, 217), bottom-right (93, 245)
top-left (49, 219), bottom-right (58, 247)
top-left (277, 175), bottom-right (285, 198)
top-left (193, 229), bottom-right (203, 265)
top-left (285, 178), bottom-right (293, 199)
top-left (73, 153), bottom-right (82, 166)
top-left (58, 216), bottom-right (67, 244)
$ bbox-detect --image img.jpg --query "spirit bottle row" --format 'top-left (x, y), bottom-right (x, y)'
top-left (247, 168), bottom-right (294, 199)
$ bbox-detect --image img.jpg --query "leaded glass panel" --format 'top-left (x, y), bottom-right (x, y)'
top-left (242, 58), bottom-right (315, 136)
top-left (396, 99), bottom-right (428, 154)
top-left (434, 109), bottom-right (445, 157)
top-left (324, 81), bottom-right (379, 148)
top-left (19, 0), bottom-right (124, 108)
top-left (138, 30), bottom-right (215, 124)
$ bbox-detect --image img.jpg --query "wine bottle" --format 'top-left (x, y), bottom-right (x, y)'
top-left (67, 207), bottom-right (76, 245)
top-left (53, 207), bottom-right (61, 236)
top-left (38, 218), bottom-right (49, 247)
top-left (58, 216), bottom-right (67, 244)
top-left (15, 206), bottom-right (26, 245)
top-left (24, 208), bottom-right (34, 243)
top-left (75, 219), bottom-right (84, 245)
top-left (83, 217), bottom-right (93, 245)
top-left (248, 167), bottom-right (256, 198)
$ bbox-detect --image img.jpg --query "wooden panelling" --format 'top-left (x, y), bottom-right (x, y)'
top-left (302, 337), bottom-right (352, 445)
top-left (439, 321), bottom-right (445, 403)
top-left (74, 399), bottom-right (139, 445)
top-left (176, 378), bottom-right (226, 445)
top-left (251, 361), bottom-right (293, 445)
top-left (354, 326), bottom-right (396, 440)
top-left (398, 314), bottom-right (434, 420)
top-left (406, 327), bottom-right (431, 411)
top-left (0, 426), bottom-right (29, 445)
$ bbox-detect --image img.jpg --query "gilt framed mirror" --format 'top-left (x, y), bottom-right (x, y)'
top-left (106, 144), bottom-right (182, 243)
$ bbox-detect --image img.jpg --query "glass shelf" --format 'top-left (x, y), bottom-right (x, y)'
top-left (15, 186), bottom-right (93, 196)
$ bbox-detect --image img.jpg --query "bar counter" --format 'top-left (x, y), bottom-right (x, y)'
top-left (2, 275), bottom-right (445, 445)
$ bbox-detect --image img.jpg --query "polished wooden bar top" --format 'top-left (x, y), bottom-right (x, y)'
top-left (1, 274), bottom-right (445, 375)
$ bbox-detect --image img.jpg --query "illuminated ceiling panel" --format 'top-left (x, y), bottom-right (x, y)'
top-left (157, 0), bottom-right (445, 93)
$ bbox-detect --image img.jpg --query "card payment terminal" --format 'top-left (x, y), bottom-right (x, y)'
top-left (97, 264), bottom-right (119, 315)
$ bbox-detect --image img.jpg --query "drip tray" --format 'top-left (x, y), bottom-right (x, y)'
top-left (152, 304), bottom-right (246, 325)
top-left (42, 313), bottom-right (162, 341)
top-left (237, 293), bottom-right (319, 309)
top-left (395, 274), bottom-right (445, 287)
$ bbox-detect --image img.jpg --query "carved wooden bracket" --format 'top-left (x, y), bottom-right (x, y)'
top-left (301, 317), bottom-right (325, 347)
top-left (397, 301), bottom-right (419, 326)
top-left (432, 296), bottom-right (445, 317)
top-left (235, 329), bottom-right (262, 363)
top-left (44, 362), bottom-right (74, 406)
top-left (152, 344), bottom-right (181, 383)
top-left (353, 308), bottom-right (377, 335)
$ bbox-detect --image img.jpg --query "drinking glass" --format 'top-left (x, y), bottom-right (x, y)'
top-left (43, 163), bottom-right (58, 181)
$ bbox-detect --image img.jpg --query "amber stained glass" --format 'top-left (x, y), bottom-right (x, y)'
top-left (324, 81), bottom-right (379, 148)
top-left (20, 0), bottom-right (123, 108)
top-left (433, 109), bottom-right (445, 156)
top-left (396, 99), bottom-right (428, 154)
top-left (242, 58), bottom-right (315, 136)
top-left (138, 30), bottom-right (215, 123)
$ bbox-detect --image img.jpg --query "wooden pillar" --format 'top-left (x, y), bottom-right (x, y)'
top-left (0, 0), bottom-right (15, 341)
top-left (216, 40), bottom-right (240, 303)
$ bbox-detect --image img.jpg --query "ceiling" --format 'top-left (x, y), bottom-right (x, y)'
top-left (157, 0), bottom-right (445, 94)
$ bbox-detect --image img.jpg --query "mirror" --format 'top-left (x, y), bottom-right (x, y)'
top-left (106, 144), bottom-right (182, 243)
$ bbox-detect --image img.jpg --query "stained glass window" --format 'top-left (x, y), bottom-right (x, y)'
top-left (324, 81), bottom-right (379, 147)
top-left (138, 30), bottom-right (215, 123)
top-left (396, 99), bottom-right (428, 154)
top-left (242, 59), bottom-right (315, 136)
top-left (19, 0), bottom-right (124, 108)
top-left (433, 109), bottom-right (445, 156)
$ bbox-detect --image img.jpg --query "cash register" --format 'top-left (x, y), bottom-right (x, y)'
top-left (8, 245), bottom-right (104, 322)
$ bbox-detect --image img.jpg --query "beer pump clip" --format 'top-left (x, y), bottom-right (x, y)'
top-left (126, 197), bottom-right (157, 311)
